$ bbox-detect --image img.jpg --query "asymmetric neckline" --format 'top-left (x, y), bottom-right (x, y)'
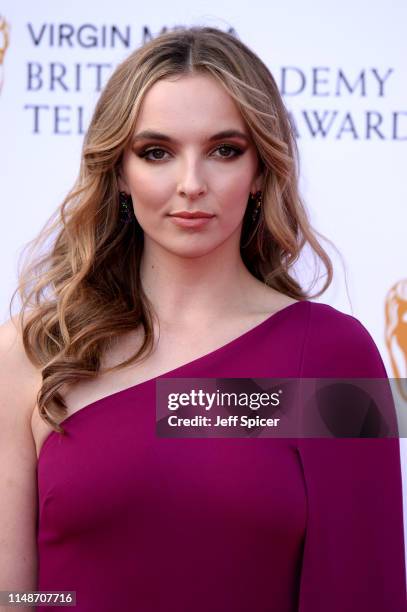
top-left (38, 299), bottom-right (310, 461)
top-left (36, 297), bottom-right (407, 612)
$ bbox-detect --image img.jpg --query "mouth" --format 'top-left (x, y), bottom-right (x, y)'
top-left (168, 214), bottom-right (215, 229)
top-left (169, 211), bottom-right (215, 219)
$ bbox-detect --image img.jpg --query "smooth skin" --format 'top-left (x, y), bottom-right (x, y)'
top-left (0, 73), bottom-right (297, 599)
top-left (0, 318), bottom-right (41, 608)
top-left (119, 73), bottom-right (278, 330)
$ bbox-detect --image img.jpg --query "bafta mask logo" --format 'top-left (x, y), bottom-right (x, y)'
top-left (385, 280), bottom-right (407, 400)
top-left (0, 15), bottom-right (10, 94)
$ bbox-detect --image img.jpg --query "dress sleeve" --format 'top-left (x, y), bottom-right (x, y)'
top-left (297, 304), bottom-right (407, 611)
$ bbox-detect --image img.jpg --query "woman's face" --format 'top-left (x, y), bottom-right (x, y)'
top-left (119, 73), bottom-right (263, 258)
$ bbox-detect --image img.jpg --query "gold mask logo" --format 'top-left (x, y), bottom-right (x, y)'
top-left (0, 15), bottom-right (10, 94)
top-left (385, 279), bottom-right (407, 400)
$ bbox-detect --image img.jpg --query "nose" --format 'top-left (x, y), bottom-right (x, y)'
top-left (177, 156), bottom-right (208, 200)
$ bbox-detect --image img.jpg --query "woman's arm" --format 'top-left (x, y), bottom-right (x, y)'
top-left (297, 304), bottom-right (407, 611)
top-left (0, 318), bottom-right (41, 611)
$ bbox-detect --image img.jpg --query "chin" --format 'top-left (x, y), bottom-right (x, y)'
top-left (164, 240), bottom-right (222, 259)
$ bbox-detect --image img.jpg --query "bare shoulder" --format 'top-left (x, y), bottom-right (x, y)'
top-left (0, 316), bottom-right (43, 431)
top-left (0, 316), bottom-right (41, 589)
top-left (252, 283), bottom-right (299, 314)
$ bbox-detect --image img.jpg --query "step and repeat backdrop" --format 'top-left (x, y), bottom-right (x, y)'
top-left (1, 0), bottom-right (406, 565)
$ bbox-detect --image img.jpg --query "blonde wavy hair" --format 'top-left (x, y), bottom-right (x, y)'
top-left (10, 26), bottom-right (333, 434)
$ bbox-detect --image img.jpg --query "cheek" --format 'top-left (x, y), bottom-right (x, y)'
top-left (219, 182), bottom-right (250, 215)
top-left (123, 155), bottom-right (254, 216)
top-left (128, 169), bottom-right (173, 210)
top-left (215, 163), bottom-right (254, 203)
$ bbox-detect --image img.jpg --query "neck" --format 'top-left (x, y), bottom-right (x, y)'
top-left (139, 235), bottom-right (265, 327)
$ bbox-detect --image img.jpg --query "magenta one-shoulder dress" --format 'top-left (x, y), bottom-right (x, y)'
top-left (36, 300), bottom-right (407, 611)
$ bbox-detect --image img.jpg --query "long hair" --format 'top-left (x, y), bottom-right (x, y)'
top-left (10, 26), bottom-right (333, 434)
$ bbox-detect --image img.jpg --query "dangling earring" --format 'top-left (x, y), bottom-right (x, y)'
top-left (241, 190), bottom-right (263, 249)
top-left (251, 190), bottom-right (262, 222)
top-left (119, 191), bottom-right (134, 223)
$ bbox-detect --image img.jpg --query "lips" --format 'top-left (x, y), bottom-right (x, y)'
top-left (169, 212), bottom-right (215, 219)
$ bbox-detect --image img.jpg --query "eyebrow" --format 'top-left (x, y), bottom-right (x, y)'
top-left (132, 129), bottom-right (250, 144)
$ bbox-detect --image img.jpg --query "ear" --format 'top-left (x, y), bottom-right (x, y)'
top-left (251, 172), bottom-right (264, 195)
top-left (116, 166), bottom-right (130, 193)
top-left (250, 159), bottom-right (264, 194)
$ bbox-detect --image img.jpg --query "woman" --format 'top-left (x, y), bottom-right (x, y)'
top-left (0, 26), bottom-right (405, 611)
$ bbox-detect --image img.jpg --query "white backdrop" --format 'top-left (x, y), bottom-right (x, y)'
top-left (1, 0), bottom-right (406, 570)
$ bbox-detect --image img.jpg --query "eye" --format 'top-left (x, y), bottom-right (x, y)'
top-left (137, 143), bottom-right (244, 163)
top-left (138, 147), bottom-right (170, 162)
top-left (212, 144), bottom-right (244, 159)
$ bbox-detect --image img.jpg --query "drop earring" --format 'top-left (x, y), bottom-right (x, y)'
top-left (119, 191), bottom-right (134, 223)
top-left (241, 190), bottom-right (263, 250)
top-left (251, 190), bottom-right (262, 222)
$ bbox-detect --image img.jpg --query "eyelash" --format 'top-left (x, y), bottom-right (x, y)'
top-left (137, 143), bottom-right (244, 162)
